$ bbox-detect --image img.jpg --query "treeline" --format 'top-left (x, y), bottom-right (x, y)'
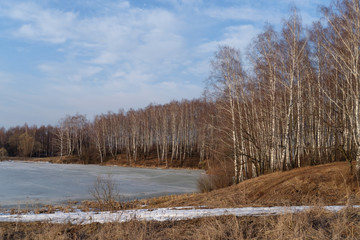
top-left (1, 0), bottom-right (360, 185)
top-left (0, 100), bottom-right (215, 168)
top-left (0, 124), bottom-right (56, 158)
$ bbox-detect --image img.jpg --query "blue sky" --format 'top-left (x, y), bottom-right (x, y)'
top-left (0, 0), bottom-right (330, 128)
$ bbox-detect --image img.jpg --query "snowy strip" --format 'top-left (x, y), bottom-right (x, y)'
top-left (0, 205), bottom-right (359, 224)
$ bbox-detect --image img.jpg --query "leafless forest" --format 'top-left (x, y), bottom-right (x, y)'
top-left (1, 0), bottom-right (360, 185)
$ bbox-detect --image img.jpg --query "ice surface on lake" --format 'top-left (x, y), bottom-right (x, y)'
top-left (0, 161), bottom-right (204, 208)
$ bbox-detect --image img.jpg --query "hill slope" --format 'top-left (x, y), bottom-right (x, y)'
top-left (145, 161), bottom-right (360, 208)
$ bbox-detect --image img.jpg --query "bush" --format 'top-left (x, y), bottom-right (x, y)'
top-left (198, 158), bottom-right (234, 192)
top-left (197, 174), bottom-right (214, 193)
top-left (197, 172), bottom-right (234, 193)
top-left (90, 175), bottom-right (123, 211)
top-left (0, 148), bottom-right (7, 159)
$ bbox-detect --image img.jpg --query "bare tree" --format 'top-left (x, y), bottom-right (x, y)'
top-left (318, 0), bottom-right (360, 174)
top-left (207, 46), bottom-right (247, 183)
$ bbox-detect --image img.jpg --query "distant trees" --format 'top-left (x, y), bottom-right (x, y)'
top-left (18, 130), bottom-right (36, 157)
top-left (0, 127), bottom-right (7, 158)
top-left (0, 99), bottom-right (210, 167)
top-left (59, 114), bottom-right (88, 157)
top-left (0, 147), bottom-right (7, 158)
top-left (35, 125), bottom-right (55, 157)
top-left (83, 100), bottom-right (212, 167)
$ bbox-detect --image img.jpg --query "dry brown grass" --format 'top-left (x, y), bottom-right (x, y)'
top-left (141, 161), bottom-right (360, 209)
top-left (1, 207), bottom-right (360, 239)
top-left (197, 206), bottom-right (360, 239)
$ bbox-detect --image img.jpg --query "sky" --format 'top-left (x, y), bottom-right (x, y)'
top-left (0, 0), bottom-right (331, 128)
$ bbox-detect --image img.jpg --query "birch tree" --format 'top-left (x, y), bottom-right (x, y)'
top-left (279, 8), bottom-right (308, 169)
top-left (319, 0), bottom-right (360, 174)
top-left (208, 46), bottom-right (247, 183)
top-left (250, 25), bottom-right (281, 171)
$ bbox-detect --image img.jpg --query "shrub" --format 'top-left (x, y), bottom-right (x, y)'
top-left (90, 175), bottom-right (123, 211)
top-left (197, 174), bottom-right (214, 193)
top-left (0, 148), bottom-right (7, 159)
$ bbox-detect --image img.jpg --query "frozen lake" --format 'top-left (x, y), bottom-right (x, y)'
top-left (0, 161), bottom-right (204, 208)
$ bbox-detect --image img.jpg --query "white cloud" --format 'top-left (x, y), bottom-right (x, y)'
top-left (186, 59), bottom-right (210, 76)
top-left (117, 1), bottom-right (130, 9)
top-left (0, 1), bottom-right (189, 96)
top-left (0, 71), bottom-right (14, 84)
top-left (1, 2), bottom-right (184, 67)
top-left (205, 7), bottom-right (281, 23)
top-left (156, 0), bottom-right (203, 10)
top-left (6, 3), bottom-right (77, 43)
top-left (68, 66), bottom-right (103, 82)
top-left (37, 62), bottom-right (103, 84)
top-left (204, 1), bottom-right (327, 28)
top-left (197, 24), bottom-right (259, 54)
top-left (91, 52), bottom-right (119, 64)
top-left (160, 81), bottom-right (177, 89)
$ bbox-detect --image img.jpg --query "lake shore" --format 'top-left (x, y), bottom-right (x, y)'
top-left (1, 156), bottom-right (204, 171)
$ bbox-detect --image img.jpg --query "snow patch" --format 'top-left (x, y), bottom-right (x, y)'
top-left (0, 205), bottom-right (358, 224)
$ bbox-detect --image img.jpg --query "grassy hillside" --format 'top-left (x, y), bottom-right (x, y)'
top-left (143, 161), bottom-right (360, 209)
